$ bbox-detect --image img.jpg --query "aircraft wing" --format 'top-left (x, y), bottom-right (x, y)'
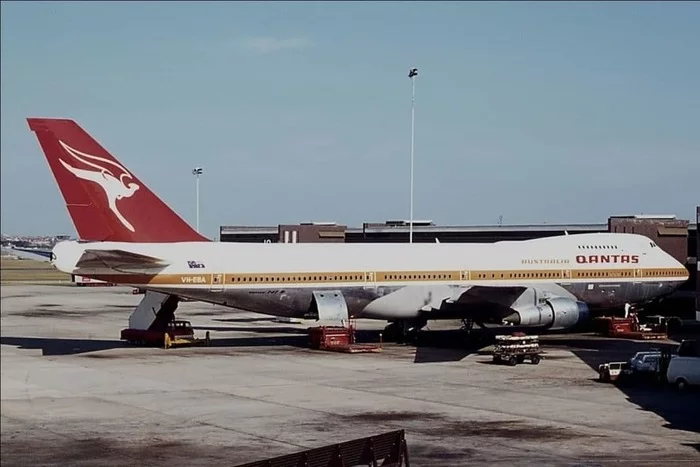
top-left (450, 285), bottom-right (530, 308)
top-left (366, 282), bottom-right (567, 323)
top-left (75, 249), bottom-right (169, 271)
top-left (428, 283), bottom-right (577, 324)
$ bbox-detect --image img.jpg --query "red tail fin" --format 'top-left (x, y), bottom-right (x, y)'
top-left (27, 118), bottom-right (209, 243)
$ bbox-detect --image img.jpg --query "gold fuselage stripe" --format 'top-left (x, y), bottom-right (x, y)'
top-left (88, 267), bottom-right (689, 286)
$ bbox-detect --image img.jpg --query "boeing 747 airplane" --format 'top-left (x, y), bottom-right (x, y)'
top-left (27, 118), bottom-right (690, 341)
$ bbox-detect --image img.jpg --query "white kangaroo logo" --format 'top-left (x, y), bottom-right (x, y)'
top-left (57, 140), bottom-right (140, 232)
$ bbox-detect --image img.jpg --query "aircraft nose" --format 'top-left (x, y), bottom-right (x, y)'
top-left (669, 253), bottom-right (690, 281)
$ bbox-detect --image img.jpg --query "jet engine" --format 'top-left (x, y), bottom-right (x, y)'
top-left (505, 297), bottom-right (590, 331)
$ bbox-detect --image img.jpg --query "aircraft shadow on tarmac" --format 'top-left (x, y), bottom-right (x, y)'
top-left (0, 328), bottom-right (483, 364)
top-left (215, 317), bottom-right (285, 323)
top-left (189, 327), bottom-right (484, 363)
top-left (192, 324), bottom-right (309, 335)
top-left (186, 316), bottom-right (278, 323)
top-left (403, 330), bottom-right (490, 364)
top-left (0, 334), bottom-right (316, 355)
top-left (193, 321), bottom-right (484, 363)
top-left (536, 335), bottom-right (700, 436)
top-left (0, 336), bottom-right (128, 356)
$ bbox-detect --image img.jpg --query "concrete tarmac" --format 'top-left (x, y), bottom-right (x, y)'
top-left (1, 285), bottom-right (699, 466)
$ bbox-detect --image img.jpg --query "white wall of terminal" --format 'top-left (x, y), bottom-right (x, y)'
top-left (283, 230), bottom-right (298, 243)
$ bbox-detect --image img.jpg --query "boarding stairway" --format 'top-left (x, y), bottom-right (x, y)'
top-left (128, 291), bottom-right (180, 331)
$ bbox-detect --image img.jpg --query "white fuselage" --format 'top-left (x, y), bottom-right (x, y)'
top-left (52, 232), bottom-right (689, 328)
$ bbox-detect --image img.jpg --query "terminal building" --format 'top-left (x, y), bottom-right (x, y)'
top-left (221, 209), bottom-right (700, 320)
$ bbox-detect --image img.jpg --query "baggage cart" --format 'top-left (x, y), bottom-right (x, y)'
top-left (492, 333), bottom-right (542, 366)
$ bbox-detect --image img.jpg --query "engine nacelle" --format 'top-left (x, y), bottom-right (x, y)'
top-left (508, 297), bottom-right (590, 331)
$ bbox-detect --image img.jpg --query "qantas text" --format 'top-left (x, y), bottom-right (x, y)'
top-left (576, 255), bottom-right (639, 264)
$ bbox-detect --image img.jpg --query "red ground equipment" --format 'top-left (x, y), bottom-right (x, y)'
top-left (594, 312), bottom-right (667, 340)
top-left (308, 325), bottom-right (382, 353)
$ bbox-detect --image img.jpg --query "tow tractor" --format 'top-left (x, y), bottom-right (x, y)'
top-left (492, 333), bottom-right (542, 366)
top-left (120, 319), bottom-right (210, 349)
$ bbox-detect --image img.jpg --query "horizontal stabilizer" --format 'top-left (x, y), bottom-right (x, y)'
top-left (7, 247), bottom-right (53, 262)
top-left (75, 249), bottom-right (169, 270)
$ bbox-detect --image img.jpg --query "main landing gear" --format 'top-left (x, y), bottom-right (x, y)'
top-left (459, 318), bottom-right (491, 346)
top-left (383, 319), bottom-right (426, 344)
top-left (460, 318), bottom-right (489, 335)
top-left (383, 318), bottom-right (489, 346)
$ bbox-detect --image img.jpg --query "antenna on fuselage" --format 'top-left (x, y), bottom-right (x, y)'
top-left (435, 238), bottom-right (440, 243)
top-left (564, 230), bottom-right (569, 236)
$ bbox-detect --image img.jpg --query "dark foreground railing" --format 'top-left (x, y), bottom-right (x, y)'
top-left (234, 429), bottom-right (410, 467)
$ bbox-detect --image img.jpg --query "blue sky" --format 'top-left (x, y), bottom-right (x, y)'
top-left (1, 1), bottom-right (698, 238)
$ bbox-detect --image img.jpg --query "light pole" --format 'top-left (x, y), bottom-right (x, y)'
top-left (192, 167), bottom-right (203, 233)
top-left (408, 67), bottom-right (418, 244)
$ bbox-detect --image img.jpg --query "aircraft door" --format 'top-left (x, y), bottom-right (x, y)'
top-left (364, 271), bottom-right (377, 289)
top-left (210, 273), bottom-right (224, 292)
